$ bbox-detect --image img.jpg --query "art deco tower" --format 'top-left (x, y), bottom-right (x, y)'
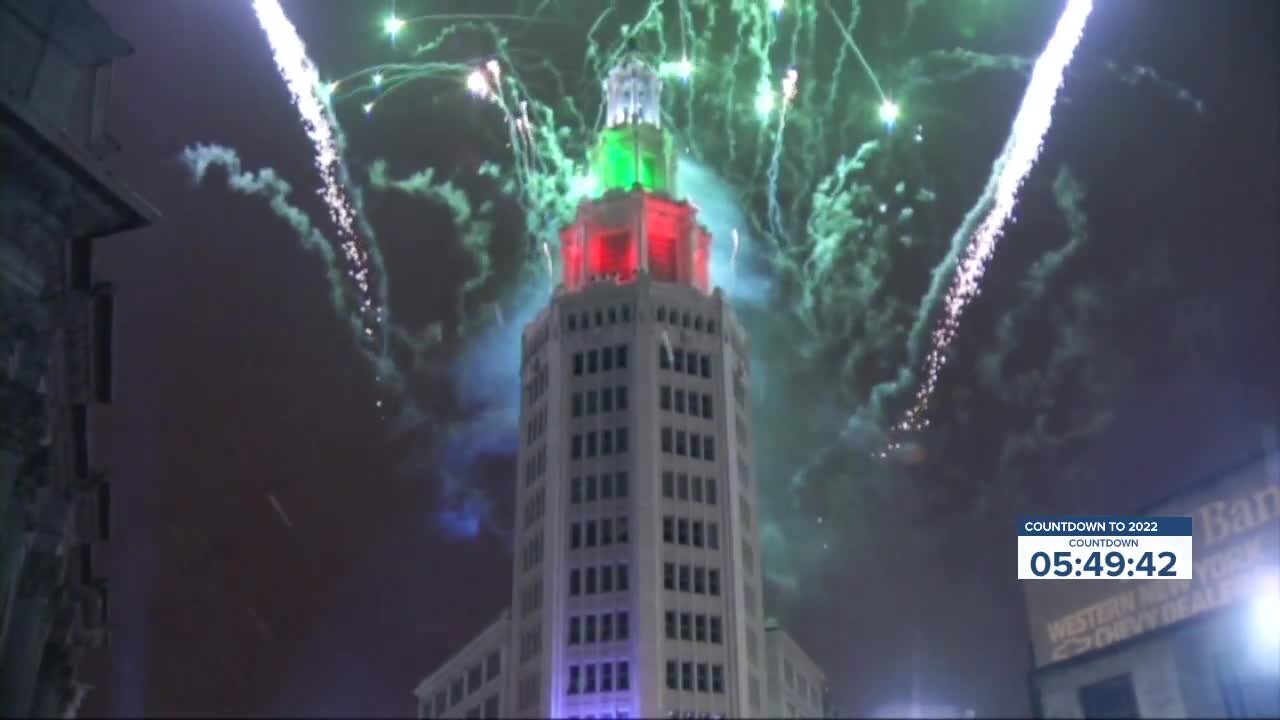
top-left (508, 54), bottom-right (768, 718)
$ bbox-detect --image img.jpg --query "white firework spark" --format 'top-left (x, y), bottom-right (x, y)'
top-left (900, 0), bottom-right (1094, 432)
top-left (251, 0), bottom-right (381, 326)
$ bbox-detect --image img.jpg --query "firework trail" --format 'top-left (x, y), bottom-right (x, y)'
top-left (766, 68), bottom-right (799, 242)
top-left (251, 0), bottom-right (386, 361)
top-left (897, 0), bottom-right (1095, 432)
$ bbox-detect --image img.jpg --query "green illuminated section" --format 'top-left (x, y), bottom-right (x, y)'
top-left (589, 124), bottom-right (677, 197)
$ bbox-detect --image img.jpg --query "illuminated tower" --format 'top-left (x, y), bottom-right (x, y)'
top-left (509, 54), bottom-right (767, 718)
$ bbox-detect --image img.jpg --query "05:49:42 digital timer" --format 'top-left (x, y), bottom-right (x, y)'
top-left (1028, 550), bottom-right (1178, 578)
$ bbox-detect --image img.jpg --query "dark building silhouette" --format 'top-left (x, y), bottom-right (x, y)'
top-left (0, 0), bottom-right (156, 715)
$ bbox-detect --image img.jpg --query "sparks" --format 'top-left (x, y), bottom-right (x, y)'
top-left (383, 14), bottom-right (405, 37)
top-left (466, 68), bottom-right (491, 99)
top-left (879, 99), bottom-right (900, 126)
top-left (899, 0), bottom-right (1094, 431)
top-left (782, 68), bottom-right (799, 105)
top-left (754, 82), bottom-right (775, 118)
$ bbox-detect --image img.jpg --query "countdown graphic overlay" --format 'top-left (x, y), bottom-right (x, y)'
top-left (1018, 516), bottom-right (1194, 580)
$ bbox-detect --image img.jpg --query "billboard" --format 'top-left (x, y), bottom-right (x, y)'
top-left (1023, 454), bottom-right (1280, 668)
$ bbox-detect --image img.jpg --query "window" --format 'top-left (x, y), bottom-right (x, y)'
top-left (692, 520), bottom-right (704, 547)
top-left (572, 392), bottom-right (583, 417)
top-left (659, 345), bottom-right (671, 369)
top-left (678, 473), bottom-right (689, 500)
top-left (682, 312), bottom-right (691, 328)
top-left (586, 475), bottom-right (598, 501)
top-left (616, 344), bottom-right (628, 368)
top-left (711, 665), bottom-right (724, 693)
top-left (673, 349), bottom-right (684, 373)
top-left (704, 435), bottom-right (715, 461)
top-left (585, 521), bottom-right (597, 547)
top-left (700, 355), bottom-right (711, 378)
top-left (693, 566), bottom-right (706, 594)
top-left (663, 562), bottom-right (675, 590)
top-left (690, 434), bottom-right (701, 459)
top-left (708, 522), bottom-right (720, 549)
top-left (681, 662), bottom-right (694, 691)
top-left (601, 473), bottom-right (614, 499)
top-left (686, 351), bottom-right (698, 376)
top-left (601, 387), bottom-right (613, 412)
top-left (570, 569), bottom-right (580, 595)
top-left (695, 614), bottom-right (707, 642)
top-left (665, 611), bottom-right (676, 639)
top-left (691, 476), bottom-right (703, 502)
top-left (709, 569), bottom-right (720, 595)
top-left (660, 386), bottom-right (672, 410)
top-left (571, 477), bottom-right (582, 504)
top-left (573, 352), bottom-right (584, 376)
top-left (707, 319), bottom-right (716, 333)
top-left (483, 695), bottom-right (499, 718)
top-left (675, 431), bottom-right (687, 456)
top-left (617, 517), bottom-right (629, 543)
top-left (466, 706), bottom-right (480, 719)
top-left (677, 518), bottom-right (689, 545)
top-left (568, 665), bottom-right (581, 695)
top-left (666, 661), bottom-right (678, 690)
top-left (585, 615), bottom-right (597, 643)
top-left (434, 691), bottom-right (446, 717)
top-left (586, 390), bottom-right (597, 414)
top-left (600, 518), bottom-right (612, 545)
top-left (680, 612), bottom-right (691, 640)
top-left (585, 567), bottom-right (597, 594)
top-left (740, 495), bottom-right (753, 528)
top-left (585, 665), bottom-right (597, 693)
top-left (617, 612), bottom-right (629, 640)
top-left (594, 309), bottom-right (603, 327)
top-left (571, 523), bottom-right (581, 549)
top-left (702, 394), bottom-right (713, 419)
top-left (696, 662), bottom-right (708, 691)
top-left (569, 617), bottom-right (581, 644)
top-left (601, 430), bottom-right (613, 455)
top-left (451, 678), bottom-right (464, 705)
top-left (710, 617), bottom-right (722, 644)
top-left (602, 346), bottom-right (614, 371)
top-left (674, 389), bottom-right (686, 414)
top-left (662, 471), bottom-right (674, 498)
top-left (663, 516), bottom-right (674, 543)
top-left (1078, 675), bottom-right (1139, 719)
top-left (617, 427), bottom-right (629, 453)
top-left (707, 478), bottom-right (718, 505)
top-left (587, 350), bottom-right (598, 373)
top-left (617, 563), bottom-right (629, 590)
top-left (571, 435), bottom-right (582, 459)
top-left (678, 565), bottom-right (690, 592)
top-left (622, 305), bottom-right (631, 322)
top-left (661, 427), bottom-right (673, 453)
top-left (695, 316), bottom-right (703, 331)
top-left (618, 661), bottom-right (630, 690)
top-left (616, 471), bottom-right (629, 498)
top-left (601, 662), bottom-right (614, 691)
top-left (617, 385), bottom-right (628, 410)
top-left (601, 613), bottom-right (613, 641)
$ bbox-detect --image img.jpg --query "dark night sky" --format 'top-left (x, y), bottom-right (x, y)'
top-left (84, 0), bottom-right (1277, 717)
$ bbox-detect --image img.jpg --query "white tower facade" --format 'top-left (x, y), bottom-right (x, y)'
top-left (511, 274), bottom-right (766, 719)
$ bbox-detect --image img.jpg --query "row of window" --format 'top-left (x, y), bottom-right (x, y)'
top-left (658, 345), bottom-right (713, 378)
top-left (526, 405), bottom-right (548, 443)
top-left (660, 386), bottom-right (712, 419)
top-left (655, 306), bottom-right (718, 335)
top-left (662, 516), bottom-right (721, 549)
top-left (434, 651), bottom-right (502, 713)
top-left (519, 578), bottom-right (541, 617)
top-left (567, 611), bottom-right (630, 644)
top-left (426, 692), bottom-right (498, 720)
top-left (569, 564), bottom-right (630, 596)
top-left (572, 386), bottom-right (629, 417)
top-left (571, 428), bottom-right (630, 459)
top-left (518, 623), bottom-right (542, 662)
top-left (565, 304), bottom-right (632, 332)
top-left (566, 661), bottom-right (632, 694)
top-left (665, 661), bottom-right (726, 694)
top-left (659, 428), bottom-right (716, 460)
top-left (524, 366), bottom-right (548, 406)
top-left (661, 471), bottom-right (718, 505)
top-left (522, 487), bottom-right (546, 529)
top-left (570, 472), bottom-right (629, 504)
top-left (524, 446), bottom-right (546, 487)
top-left (572, 345), bottom-right (629, 376)
top-left (520, 532), bottom-right (544, 573)
top-left (664, 611), bottom-right (724, 644)
top-left (570, 517), bottom-right (629, 549)
top-left (662, 563), bottom-right (722, 596)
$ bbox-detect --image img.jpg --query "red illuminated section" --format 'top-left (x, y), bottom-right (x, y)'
top-left (560, 192), bottom-right (712, 294)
